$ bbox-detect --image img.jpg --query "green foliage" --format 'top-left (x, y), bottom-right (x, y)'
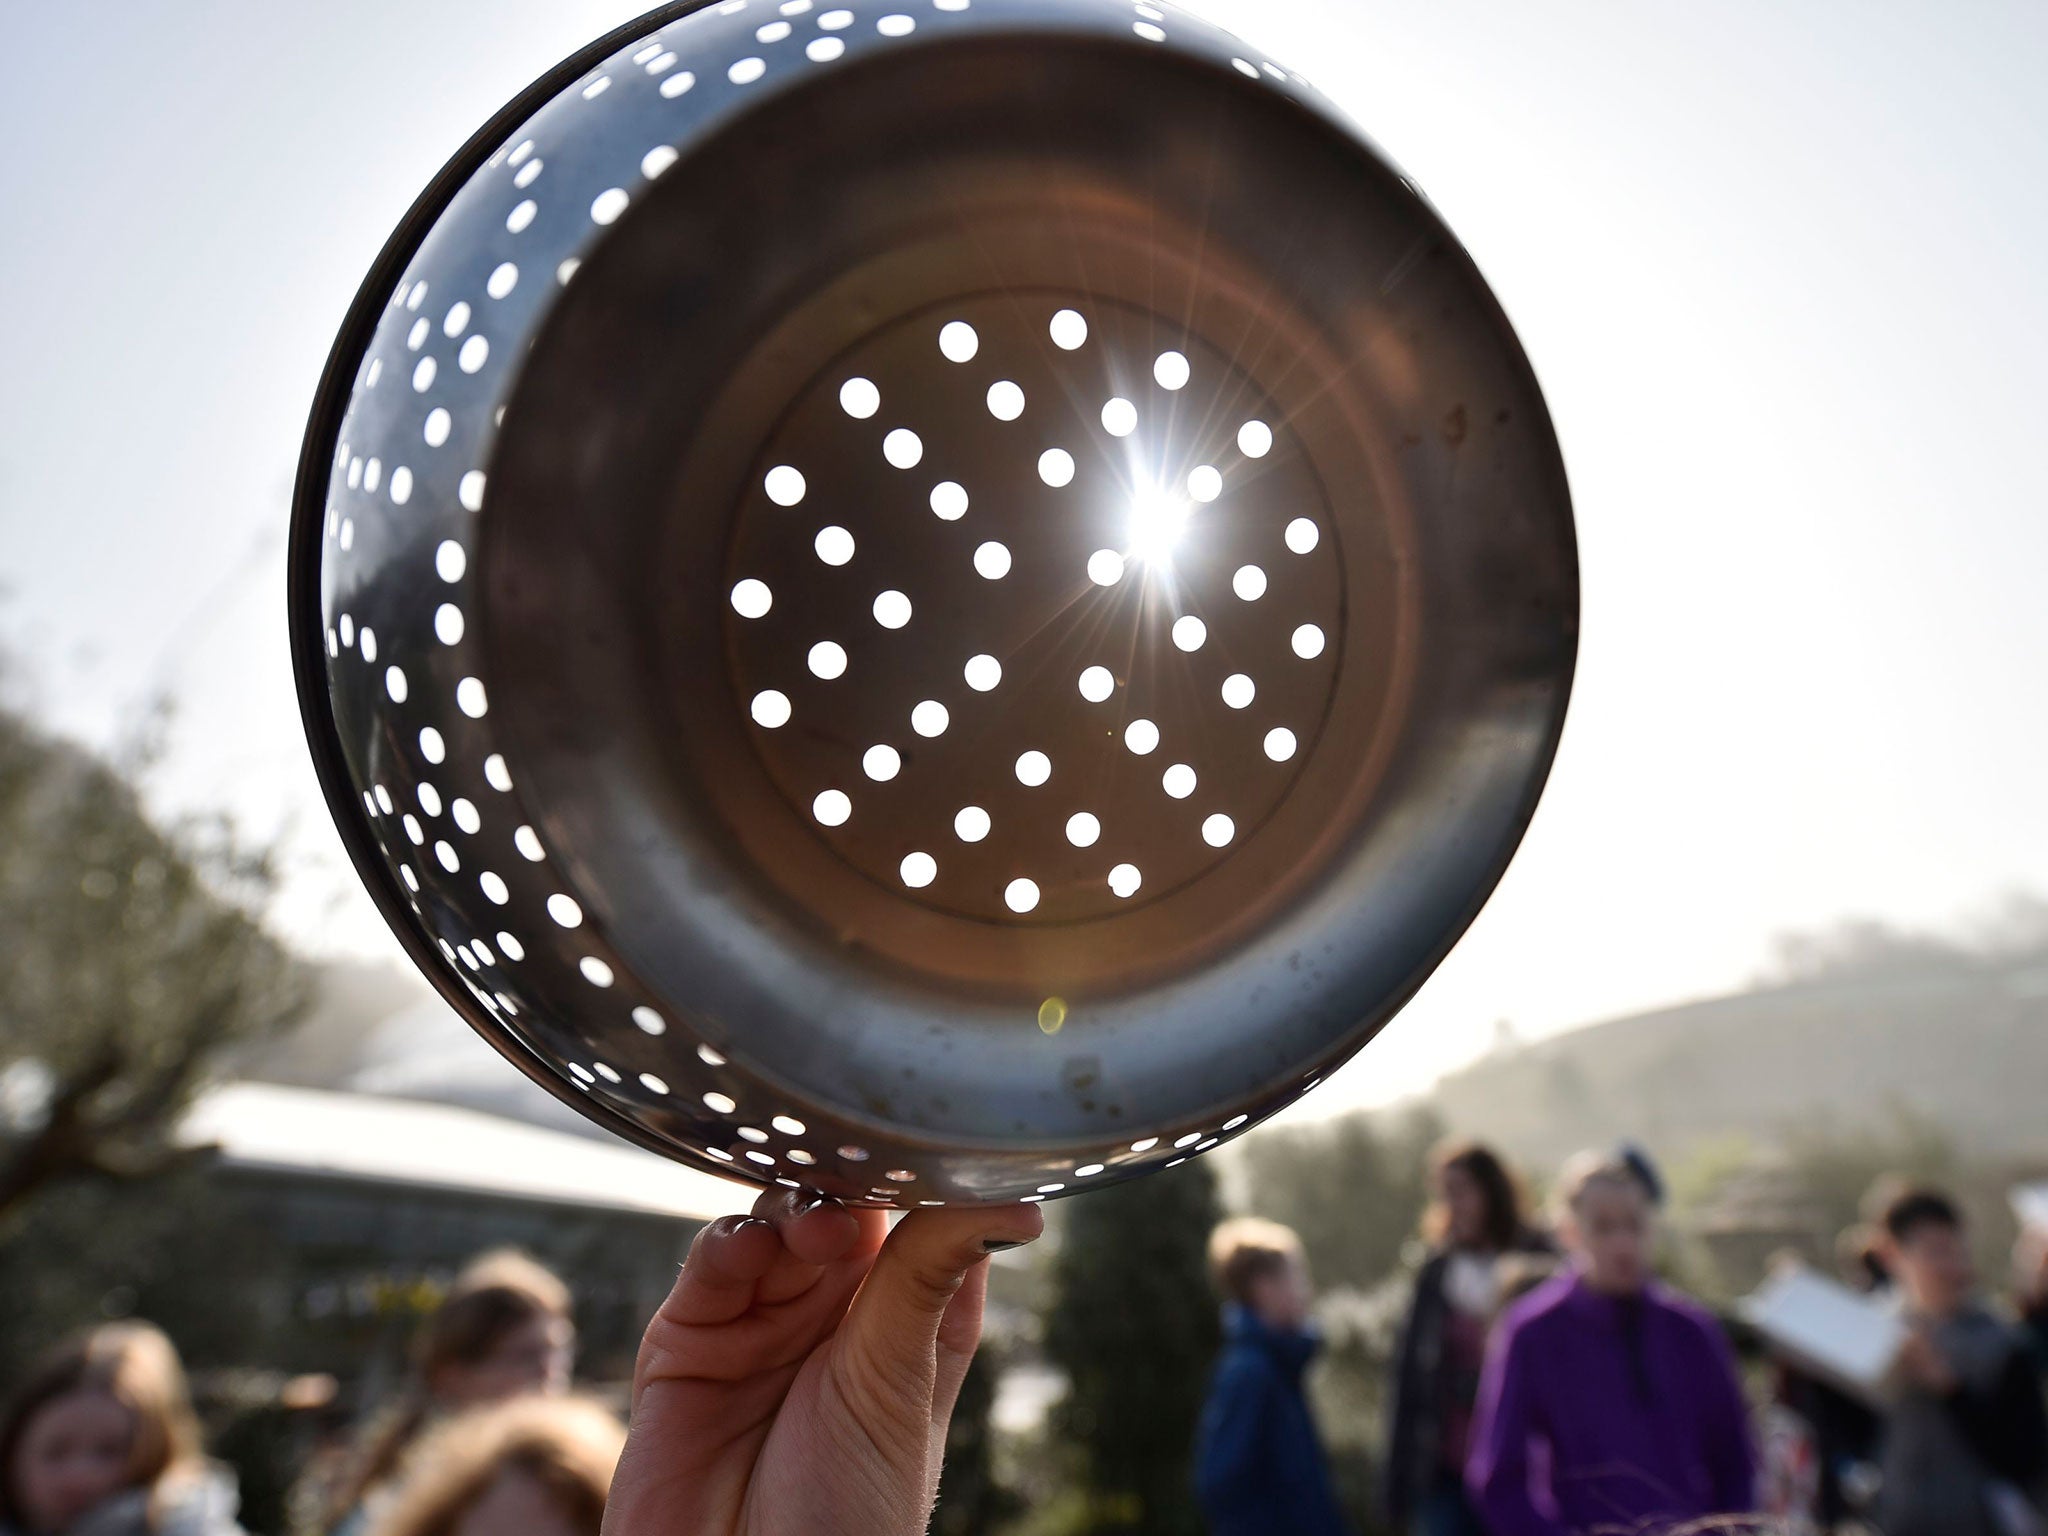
top-left (0, 700), bottom-right (306, 1220)
top-left (1231, 1106), bottom-right (1445, 1292)
top-left (1041, 1160), bottom-right (1223, 1536)
top-left (933, 1349), bottom-right (1023, 1536)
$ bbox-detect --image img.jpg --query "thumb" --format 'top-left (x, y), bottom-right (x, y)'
top-left (832, 1205), bottom-right (1043, 1440)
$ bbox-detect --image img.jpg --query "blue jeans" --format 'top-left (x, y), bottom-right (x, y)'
top-left (1417, 1475), bottom-right (1486, 1536)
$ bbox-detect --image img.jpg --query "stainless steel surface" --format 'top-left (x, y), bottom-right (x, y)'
top-left (290, 0), bottom-right (1578, 1206)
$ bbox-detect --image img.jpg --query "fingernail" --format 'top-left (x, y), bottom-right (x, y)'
top-left (796, 1192), bottom-right (842, 1217)
top-left (983, 1238), bottom-right (1030, 1253)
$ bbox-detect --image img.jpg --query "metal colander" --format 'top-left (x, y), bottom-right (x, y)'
top-left (289, 0), bottom-right (1578, 1207)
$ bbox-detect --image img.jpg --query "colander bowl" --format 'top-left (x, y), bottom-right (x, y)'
top-left (290, 0), bottom-right (1578, 1206)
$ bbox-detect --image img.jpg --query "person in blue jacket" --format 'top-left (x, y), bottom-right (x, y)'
top-left (1194, 1217), bottom-right (1352, 1536)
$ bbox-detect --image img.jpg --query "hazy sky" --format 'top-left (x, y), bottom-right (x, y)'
top-left (3, 1), bottom-right (2044, 1116)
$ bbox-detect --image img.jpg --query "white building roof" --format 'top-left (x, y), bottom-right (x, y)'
top-left (179, 1081), bottom-right (745, 1223)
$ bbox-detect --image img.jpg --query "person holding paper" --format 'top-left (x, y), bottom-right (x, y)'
top-left (1464, 1147), bottom-right (1757, 1536)
top-left (1875, 1185), bottom-right (2048, 1536)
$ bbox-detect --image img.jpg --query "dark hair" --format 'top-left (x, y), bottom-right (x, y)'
top-left (1423, 1140), bottom-right (1523, 1253)
top-left (1880, 1185), bottom-right (1963, 1244)
top-left (0, 1322), bottom-right (205, 1529)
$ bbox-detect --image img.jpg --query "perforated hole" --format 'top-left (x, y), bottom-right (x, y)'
top-left (1292, 623), bottom-right (1326, 659)
top-left (1285, 517), bottom-right (1319, 554)
top-left (883, 428), bottom-right (923, 468)
top-left (954, 806), bottom-right (990, 842)
top-left (1101, 397), bottom-right (1138, 437)
top-left (1171, 615), bottom-right (1206, 651)
top-left (939, 321), bottom-right (978, 361)
top-left (1220, 673), bottom-right (1255, 709)
top-left (986, 381), bottom-right (1025, 420)
top-left (930, 481), bottom-right (968, 520)
top-left (1015, 751), bottom-right (1051, 787)
top-left (840, 377), bottom-right (880, 418)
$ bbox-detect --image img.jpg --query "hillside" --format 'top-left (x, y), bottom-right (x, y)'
top-left (1409, 953), bottom-right (2048, 1171)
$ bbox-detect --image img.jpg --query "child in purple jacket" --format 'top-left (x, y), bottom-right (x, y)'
top-left (1465, 1148), bottom-right (1757, 1536)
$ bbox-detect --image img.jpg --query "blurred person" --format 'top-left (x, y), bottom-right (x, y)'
top-left (2012, 1219), bottom-right (2048, 1377)
top-left (364, 1397), bottom-right (622, 1536)
top-left (1874, 1185), bottom-right (2048, 1536)
top-left (1385, 1140), bottom-right (1550, 1536)
top-left (0, 1321), bottom-right (245, 1536)
top-left (1192, 1216), bottom-right (1350, 1536)
top-left (1465, 1146), bottom-right (1757, 1535)
top-left (307, 1251), bottom-right (574, 1536)
top-left (1783, 1224), bottom-right (1890, 1530)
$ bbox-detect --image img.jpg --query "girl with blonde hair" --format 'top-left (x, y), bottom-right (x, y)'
top-left (366, 1397), bottom-right (623, 1536)
top-left (0, 1321), bottom-right (244, 1536)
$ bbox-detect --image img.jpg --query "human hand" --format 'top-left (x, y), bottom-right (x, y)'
top-left (1898, 1325), bottom-right (1959, 1395)
top-left (2014, 1228), bottom-right (2048, 1311)
top-left (603, 1187), bottom-right (1043, 1536)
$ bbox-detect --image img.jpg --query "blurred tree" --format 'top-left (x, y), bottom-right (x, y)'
top-left (1234, 1107), bottom-right (1444, 1291)
top-left (0, 698), bottom-right (306, 1220)
top-left (932, 1349), bottom-right (1021, 1536)
top-left (1042, 1160), bottom-right (1222, 1535)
